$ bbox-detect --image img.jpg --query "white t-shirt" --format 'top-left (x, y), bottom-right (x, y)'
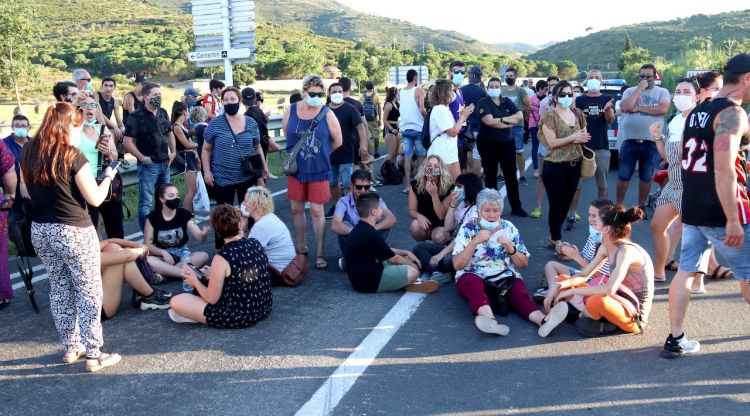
top-left (248, 213), bottom-right (296, 271)
top-left (427, 104), bottom-right (459, 164)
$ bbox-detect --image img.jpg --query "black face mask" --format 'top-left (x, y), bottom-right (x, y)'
top-left (224, 103), bottom-right (241, 116)
top-left (505, 77), bottom-right (515, 86)
top-left (164, 198), bottom-right (181, 210)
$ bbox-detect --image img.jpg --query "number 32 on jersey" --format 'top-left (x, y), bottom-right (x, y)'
top-left (682, 137), bottom-right (708, 173)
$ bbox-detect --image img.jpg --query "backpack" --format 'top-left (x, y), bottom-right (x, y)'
top-left (363, 92), bottom-right (377, 121)
top-left (379, 159), bottom-right (403, 185)
top-left (421, 108), bottom-right (433, 151)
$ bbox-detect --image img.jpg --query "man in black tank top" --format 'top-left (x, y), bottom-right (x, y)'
top-left (123, 73), bottom-right (146, 125)
top-left (95, 77), bottom-right (125, 141)
top-left (663, 53), bottom-right (750, 359)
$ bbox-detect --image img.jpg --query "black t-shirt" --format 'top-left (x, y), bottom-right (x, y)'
top-left (244, 106), bottom-right (269, 140)
top-left (344, 97), bottom-right (365, 117)
top-left (344, 221), bottom-right (396, 293)
top-left (147, 207), bottom-right (193, 249)
top-left (460, 84), bottom-right (488, 128)
top-left (477, 97), bottom-right (520, 142)
top-left (195, 123), bottom-right (207, 157)
top-left (575, 94), bottom-right (612, 150)
top-left (98, 93), bottom-right (115, 120)
top-left (410, 179), bottom-right (454, 227)
top-left (26, 151), bottom-right (92, 227)
top-left (329, 103), bottom-right (362, 165)
top-left (124, 107), bottom-right (171, 162)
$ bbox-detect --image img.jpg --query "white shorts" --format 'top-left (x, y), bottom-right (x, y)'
top-left (472, 146), bottom-right (481, 160)
top-left (427, 135), bottom-right (459, 165)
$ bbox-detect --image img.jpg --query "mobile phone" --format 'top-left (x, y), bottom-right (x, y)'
top-left (96, 160), bottom-right (121, 182)
top-left (186, 263), bottom-right (205, 279)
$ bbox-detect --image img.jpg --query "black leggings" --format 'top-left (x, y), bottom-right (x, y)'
top-left (412, 242), bottom-right (454, 274)
top-left (88, 200), bottom-right (124, 239)
top-left (477, 138), bottom-right (522, 212)
top-left (213, 177), bottom-right (257, 248)
top-left (541, 160), bottom-right (581, 241)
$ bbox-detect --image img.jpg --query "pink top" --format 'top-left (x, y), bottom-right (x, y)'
top-left (529, 94), bottom-right (541, 128)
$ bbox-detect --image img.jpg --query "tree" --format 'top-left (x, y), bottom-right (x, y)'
top-left (556, 60), bottom-right (579, 80)
top-left (619, 32), bottom-right (634, 71)
top-left (0, 1), bottom-right (38, 110)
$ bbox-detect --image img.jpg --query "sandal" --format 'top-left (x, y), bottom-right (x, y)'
top-left (315, 256), bottom-right (328, 270)
top-left (62, 350), bottom-right (86, 364)
top-left (86, 353), bottom-right (122, 372)
top-left (654, 275), bottom-right (667, 282)
top-left (538, 302), bottom-right (568, 338)
top-left (665, 260), bottom-right (679, 272)
top-left (0, 298), bottom-right (10, 310)
top-left (708, 265), bottom-right (734, 280)
top-left (296, 247), bottom-right (309, 256)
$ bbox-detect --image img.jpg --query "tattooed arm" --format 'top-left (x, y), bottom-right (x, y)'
top-left (713, 105), bottom-right (749, 248)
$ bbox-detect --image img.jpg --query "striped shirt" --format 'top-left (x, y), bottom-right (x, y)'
top-left (204, 115), bottom-right (260, 186)
top-left (581, 236), bottom-right (610, 276)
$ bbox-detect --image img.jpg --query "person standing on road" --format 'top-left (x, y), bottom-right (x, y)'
top-left (502, 68), bottom-right (532, 186)
top-left (399, 69), bottom-right (427, 190)
top-left (122, 73), bottom-right (146, 126)
top-left (446, 61), bottom-right (470, 173)
top-left (382, 87), bottom-right (401, 165)
top-left (0, 141), bottom-right (17, 308)
top-left (452, 189), bottom-right (568, 337)
top-left (566, 70), bottom-right (615, 231)
top-left (663, 54), bottom-right (750, 358)
top-left (21, 102), bottom-right (122, 372)
top-left (170, 101), bottom-right (199, 213)
top-left (461, 66), bottom-right (488, 176)
top-left (94, 77), bottom-right (125, 144)
top-left (476, 77), bottom-right (527, 217)
top-left (242, 87), bottom-right (278, 167)
top-left (361, 81), bottom-right (383, 158)
top-left (616, 64), bottom-right (671, 209)
top-left (123, 82), bottom-right (176, 231)
top-left (540, 81), bottom-right (590, 247)
top-left (696, 70), bottom-right (722, 102)
top-left (282, 74), bottom-right (343, 270)
top-left (428, 79), bottom-right (473, 180)
top-left (3, 114), bottom-right (30, 179)
top-left (202, 79), bottom-right (225, 122)
top-left (529, 80), bottom-right (547, 180)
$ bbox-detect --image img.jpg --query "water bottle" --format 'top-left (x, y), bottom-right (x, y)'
top-left (181, 250), bottom-right (193, 292)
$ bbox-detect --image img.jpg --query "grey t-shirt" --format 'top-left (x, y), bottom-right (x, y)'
top-left (619, 86), bottom-right (670, 141)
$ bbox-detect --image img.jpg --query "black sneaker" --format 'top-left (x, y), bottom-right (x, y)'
top-left (519, 176), bottom-right (528, 186)
top-left (661, 333), bottom-right (701, 359)
top-left (511, 208), bottom-right (528, 217)
top-left (325, 206), bottom-right (336, 219)
top-left (574, 317), bottom-right (618, 337)
top-left (138, 289), bottom-right (172, 311)
top-left (374, 153), bottom-right (380, 158)
top-left (564, 217), bottom-right (576, 231)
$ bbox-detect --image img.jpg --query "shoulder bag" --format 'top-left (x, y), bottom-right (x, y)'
top-left (271, 254), bottom-right (310, 287)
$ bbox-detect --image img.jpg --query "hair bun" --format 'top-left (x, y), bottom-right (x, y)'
top-left (623, 207), bottom-right (645, 224)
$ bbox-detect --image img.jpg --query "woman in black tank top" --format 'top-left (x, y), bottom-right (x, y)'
top-left (382, 87), bottom-right (401, 161)
top-left (122, 91), bottom-right (143, 125)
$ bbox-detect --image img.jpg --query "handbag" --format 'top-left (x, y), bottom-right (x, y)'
top-left (483, 269), bottom-right (518, 317)
top-left (224, 115), bottom-right (265, 176)
top-left (284, 107), bottom-right (330, 176)
top-left (193, 172), bottom-right (211, 214)
top-left (580, 145), bottom-right (596, 178)
top-left (7, 197), bottom-right (36, 258)
top-left (271, 254), bottom-right (309, 287)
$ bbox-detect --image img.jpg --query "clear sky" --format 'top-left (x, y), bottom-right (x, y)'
top-left (337, 0), bottom-right (749, 46)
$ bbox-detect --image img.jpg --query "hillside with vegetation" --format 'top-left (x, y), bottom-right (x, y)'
top-left (529, 10), bottom-right (750, 71)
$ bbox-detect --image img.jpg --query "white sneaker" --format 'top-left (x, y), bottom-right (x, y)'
top-left (538, 302), bottom-right (568, 338)
top-left (169, 308), bottom-right (198, 324)
top-left (268, 173), bottom-right (279, 180)
top-left (475, 315), bottom-right (510, 336)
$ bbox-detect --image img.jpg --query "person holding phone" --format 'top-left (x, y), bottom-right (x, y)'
top-left (76, 94), bottom-right (123, 238)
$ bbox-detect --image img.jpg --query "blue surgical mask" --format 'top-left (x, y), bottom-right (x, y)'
top-left (452, 73), bottom-right (464, 86)
top-left (85, 81), bottom-right (92, 92)
top-left (307, 95), bottom-right (323, 107)
top-left (480, 218), bottom-right (500, 231)
top-left (588, 225), bottom-right (602, 244)
top-left (487, 88), bottom-right (501, 98)
top-left (83, 120), bottom-right (96, 127)
top-left (13, 128), bottom-right (28, 138)
top-left (586, 79), bottom-right (601, 92)
top-left (557, 96), bottom-right (573, 108)
top-left (187, 99), bottom-right (197, 107)
top-left (455, 188), bottom-right (465, 202)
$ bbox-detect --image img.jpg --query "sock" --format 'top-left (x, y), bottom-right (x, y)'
top-left (673, 332), bottom-right (684, 341)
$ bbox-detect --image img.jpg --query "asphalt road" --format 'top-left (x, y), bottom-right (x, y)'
top-left (1, 149), bottom-right (749, 416)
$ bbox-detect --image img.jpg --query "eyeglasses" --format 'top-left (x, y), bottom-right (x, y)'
top-left (452, 70), bottom-right (466, 75)
top-left (78, 102), bottom-right (98, 110)
top-left (557, 93), bottom-right (574, 98)
top-left (353, 184), bottom-right (371, 190)
top-left (308, 92), bottom-right (325, 98)
top-left (639, 74), bottom-right (655, 79)
top-left (79, 78), bottom-right (91, 82)
top-left (13, 124), bottom-right (30, 129)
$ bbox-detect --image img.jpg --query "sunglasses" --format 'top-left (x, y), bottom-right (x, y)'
top-left (639, 74), bottom-right (655, 79)
top-left (353, 184), bottom-right (370, 190)
top-left (308, 92), bottom-right (325, 98)
top-left (78, 102), bottom-right (98, 110)
top-left (557, 93), bottom-right (574, 98)
top-left (452, 70), bottom-right (466, 75)
top-left (79, 78), bottom-right (91, 82)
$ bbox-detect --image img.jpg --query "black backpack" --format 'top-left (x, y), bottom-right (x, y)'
top-left (379, 159), bottom-right (403, 185)
top-left (421, 108), bottom-right (433, 151)
top-left (7, 197), bottom-right (40, 312)
top-left (363, 92), bottom-right (377, 121)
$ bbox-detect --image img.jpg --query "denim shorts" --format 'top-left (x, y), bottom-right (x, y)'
top-left (511, 126), bottom-right (524, 154)
top-left (401, 129), bottom-right (427, 157)
top-left (329, 163), bottom-right (354, 188)
top-left (680, 223), bottom-right (750, 281)
top-left (618, 140), bottom-right (660, 182)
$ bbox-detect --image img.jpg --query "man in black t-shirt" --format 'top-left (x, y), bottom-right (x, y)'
top-left (326, 83), bottom-right (367, 217)
top-left (242, 87), bottom-right (278, 168)
top-left (123, 82), bottom-right (176, 230)
top-left (567, 69), bottom-right (616, 230)
top-left (461, 66), bottom-right (489, 175)
top-left (344, 193), bottom-right (438, 294)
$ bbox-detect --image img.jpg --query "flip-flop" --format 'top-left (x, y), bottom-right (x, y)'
top-left (665, 260), bottom-right (679, 272)
top-left (708, 265), bottom-right (734, 280)
top-left (63, 350), bottom-right (86, 364)
top-left (86, 353), bottom-right (122, 372)
top-left (315, 256), bottom-right (328, 270)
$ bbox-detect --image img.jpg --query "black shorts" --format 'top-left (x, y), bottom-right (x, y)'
top-left (172, 150), bottom-right (199, 174)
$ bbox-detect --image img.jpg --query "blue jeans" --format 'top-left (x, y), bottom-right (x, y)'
top-left (511, 126), bottom-right (524, 154)
top-left (401, 129), bottom-right (427, 157)
top-left (137, 161), bottom-right (170, 230)
top-left (529, 127), bottom-right (539, 169)
top-left (617, 140), bottom-right (660, 182)
top-left (329, 163), bottom-right (354, 188)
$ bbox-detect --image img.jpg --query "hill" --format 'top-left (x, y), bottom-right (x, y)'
top-left (529, 10), bottom-right (750, 70)
top-left (494, 42), bottom-right (554, 55)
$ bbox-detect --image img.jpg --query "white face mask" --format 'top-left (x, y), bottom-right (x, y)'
top-left (240, 202), bottom-right (250, 217)
top-left (586, 78), bottom-right (601, 92)
top-left (330, 93), bottom-right (344, 104)
top-left (673, 95), bottom-right (695, 112)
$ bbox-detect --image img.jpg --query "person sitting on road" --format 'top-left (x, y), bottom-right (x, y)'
top-left (100, 239), bottom-right (172, 319)
top-left (412, 172), bottom-right (482, 285)
top-left (452, 189), bottom-right (568, 337)
top-left (344, 192), bottom-right (439, 294)
top-left (535, 199), bottom-right (614, 303)
top-left (332, 169), bottom-right (397, 271)
top-left (555, 206), bottom-right (655, 337)
top-left (240, 186), bottom-right (296, 286)
top-left (144, 183), bottom-right (209, 279)
top-left (408, 154), bottom-right (455, 244)
top-left (170, 204), bottom-right (273, 328)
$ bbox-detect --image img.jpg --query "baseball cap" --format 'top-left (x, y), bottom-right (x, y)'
top-left (241, 87), bottom-right (256, 105)
top-left (469, 66), bottom-right (482, 82)
top-left (183, 87), bottom-right (200, 97)
top-left (134, 73), bottom-right (147, 83)
top-left (724, 52), bottom-right (750, 74)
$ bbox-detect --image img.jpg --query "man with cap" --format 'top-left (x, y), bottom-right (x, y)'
top-left (460, 65), bottom-right (488, 175)
top-left (242, 87), bottom-right (277, 171)
top-left (123, 72), bottom-right (147, 126)
top-left (662, 52), bottom-right (750, 359)
top-left (360, 81), bottom-right (382, 158)
top-left (183, 87), bottom-right (201, 111)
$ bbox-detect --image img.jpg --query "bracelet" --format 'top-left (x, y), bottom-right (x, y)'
top-left (449, 204), bottom-right (458, 209)
top-left (508, 245), bottom-right (518, 255)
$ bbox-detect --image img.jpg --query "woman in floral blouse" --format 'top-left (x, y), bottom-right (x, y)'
top-left (452, 189), bottom-right (568, 337)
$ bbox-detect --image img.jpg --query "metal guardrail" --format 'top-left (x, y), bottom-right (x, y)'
top-left (120, 114), bottom-right (286, 187)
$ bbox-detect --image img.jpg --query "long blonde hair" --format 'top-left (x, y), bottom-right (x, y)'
top-left (414, 155), bottom-right (452, 195)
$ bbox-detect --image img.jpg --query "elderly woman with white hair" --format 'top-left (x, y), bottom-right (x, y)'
top-left (452, 189), bottom-right (569, 337)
